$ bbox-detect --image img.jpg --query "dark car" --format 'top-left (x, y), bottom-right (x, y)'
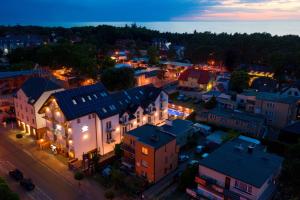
top-left (9, 169), bottom-right (23, 181)
top-left (20, 179), bottom-right (35, 191)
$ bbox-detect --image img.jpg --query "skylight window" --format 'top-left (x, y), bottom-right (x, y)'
top-left (119, 101), bottom-right (123, 105)
top-left (81, 97), bottom-right (86, 102)
top-left (102, 108), bottom-right (107, 113)
top-left (139, 90), bottom-right (143, 95)
top-left (72, 99), bottom-right (77, 105)
top-left (100, 92), bottom-right (107, 97)
top-left (93, 94), bottom-right (98, 99)
top-left (109, 105), bottom-right (116, 111)
top-left (87, 95), bottom-right (92, 100)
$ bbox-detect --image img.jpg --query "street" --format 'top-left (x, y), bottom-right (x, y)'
top-left (0, 126), bottom-right (105, 200)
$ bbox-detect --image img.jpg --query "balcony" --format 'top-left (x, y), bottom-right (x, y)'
top-left (120, 143), bottom-right (135, 154)
top-left (119, 120), bottom-right (131, 126)
top-left (106, 138), bottom-right (116, 144)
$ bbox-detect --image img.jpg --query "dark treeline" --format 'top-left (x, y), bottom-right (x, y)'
top-left (1, 25), bottom-right (300, 78)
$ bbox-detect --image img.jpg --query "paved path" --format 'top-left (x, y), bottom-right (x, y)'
top-left (0, 126), bottom-right (107, 200)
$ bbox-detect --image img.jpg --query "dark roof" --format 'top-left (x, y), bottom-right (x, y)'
top-left (0, 69), bottom-right (48, 79)
top-left (161, 119), bottom-right (193, 136)
top-left (251, 77), bottom-right (278, 92)
top-left (281, 122), bottom-right (300, 135)
top-left (179, 68), bottom-right (211, 84)
top-left (52, 83), bottom-right (119, 121)
top-left (111, 84), bottom-right (162, 115)
top-left (127, 124), bottom-right (176, 149)
top-left (21, 77), bottom-right (61, 105)
top-left (199, 138), bottom-right (283, 188)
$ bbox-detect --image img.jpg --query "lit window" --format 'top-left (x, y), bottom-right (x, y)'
top-left (87, 95), bottom-right (92, 100)
top-left (81, 125), bottom-right (88, 132)
top-left (142, 147), bottom-right (148, 155)
top-left (93, 94), bottom-right (98, 99)
top-left (81, 97), bottom-right (86, 102)
top-left (102, 108), bottom-right (107, 113)
top-left (72, 99), bottom-right (77, 105)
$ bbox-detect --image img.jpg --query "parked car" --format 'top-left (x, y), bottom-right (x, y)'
top-left (179, 154), bottom-right (189, 162)
top-left (195, 145), bottom-right (204, 154)
top-left (201, 153), bottom-right (210, 159)
top-left (9, 169), bottom-right (23, 181)
top-left (101, 165), bottom-right (112, 177)
top-left (177, 94), bottom-right (185, 101)
top-left (20, 179), bottom-right (35, 191)
top-left (188, 160), bottom-right (199, 167)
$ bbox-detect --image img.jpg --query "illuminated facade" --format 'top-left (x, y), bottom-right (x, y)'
top-left (39, 83), bottom-right (168, 159)
top-left (14, 77), bottom-right (63, 139)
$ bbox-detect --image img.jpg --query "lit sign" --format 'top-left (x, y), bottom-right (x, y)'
top-left (81, 125), bottom-right (89, 132)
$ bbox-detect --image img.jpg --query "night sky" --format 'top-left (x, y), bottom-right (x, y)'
top-left (1, 0), bottom-right (300, 23)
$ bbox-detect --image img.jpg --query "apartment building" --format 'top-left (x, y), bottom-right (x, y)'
top-left (187, 136), bottom-right (283, 200)
top-left (121, 124), bottom-right (178, 183)
top-left (38, 83), bottom-right (168, 160)
top-left (197, 108), bottom-right (266, 137)
top-left (237, 90), bottom-right (300, 129)
top-left (14, 77), bottom-right (63, 139)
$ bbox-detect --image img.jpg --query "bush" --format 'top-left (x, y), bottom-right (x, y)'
top-left (104, 190), bottom-right (115, 200)
top-left (0, 177), bottom-right (19, 200)
top-left (16, 133), bottom-right (23, 139)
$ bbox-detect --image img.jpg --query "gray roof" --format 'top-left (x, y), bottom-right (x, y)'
top-left (21, 77), bottom-right (61, 105)
top-left (161, 119), bottom-right (193, 136)
top-left (209, 108), bottom-right (265, 124)
top-left (199, 138), bottom-right (283, 188)
top-left (241, 90), bottom-right (299, 104)
top-left (127, 124), bottom-right (176, 149)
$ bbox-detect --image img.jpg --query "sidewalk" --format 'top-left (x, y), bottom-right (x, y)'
top-left (5, 127), bottom-right (107, 200)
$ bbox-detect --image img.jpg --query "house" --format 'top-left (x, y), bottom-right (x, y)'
top-left (250, 77), bottom-right (278, 92)
top-left (178, 68), bottom-right (214, 91)
top-left (160, 119), bottom-right (195, 148)
top-left (135, 69), bottom-right (160, 87)
top-left (187, 136), bottom-right (283, 200)
top-left (160, 61), bottom-right (193, 78)
top-left (216, 75), bottom-right (230, 92)
top-left (14, 77), bottom-right (63, 139)
top-left (38, 83), bottom-right (168, 160)
top-left (197, 108), bottom-right (266, 137)
top-left (279, 121), bottom-right (300, 144)
top-left (279, 81), bottom-right (300, 97)
top-left (121, 124), bottom-right (178, 183)
top-left (237, 90), bottom-right (300, 129)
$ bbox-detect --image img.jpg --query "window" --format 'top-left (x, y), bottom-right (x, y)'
top-left (32, 119), bottom-right (35, 124)
top-left (88, 115), bottom-right (91, 119)
top-left (102, 108), bottom-right (107, 113)
top-left (77, 118), bottom-right (81, 124)
top-left (159, 111), bottom-right (163, 120)
top-left (137, 111), bottom-right (140, 123)
top-left (141, 160), bottom-right (148, 168)
top-left (142, 147), bottom-right (148, 155)
top-left (93, 94), bottom-right (98, 99)
top-left (72, 99), bottom-right (77, 105)
top-left (148, 116), bottom-right (152, 124)
top-left (92, 113), bottom-right (96, 118)
top-left (81, 97), bottom-right (86, 102)
top-left (106, 121), bottom-right (112, 129)
top-left (235, 180), bottom-right (252, 194)
top-left (87, 95), bottom-right (92, 100)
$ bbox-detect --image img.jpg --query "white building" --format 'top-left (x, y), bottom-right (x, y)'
top-left (39, 83), bottom-right (168, 160)
top-left (14, 77), bottom-right (63, 139)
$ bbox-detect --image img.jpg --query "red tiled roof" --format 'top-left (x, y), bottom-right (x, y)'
top-left (178, 68), bottom-right (211, 84)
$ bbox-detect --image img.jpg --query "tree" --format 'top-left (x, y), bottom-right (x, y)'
top-left (114, 144), bottom-right (123, 158)
top-left (0, 177), bottom-right (19, 200)
top-left (101, 68), bottom-right (136, 91)
top-left (178, 166), bottom-right (198, 191)
top-left (99, 56), bottom-right (116, 72)
top-left (229, 70), bottom-right (250, 93)
top-left (147, 46), bottom-right (159, 65)
top-left (104, 190), bottom-right (115, 200)
top-left (204, 96), bottom-right (217, 109)
top-left (74, 171), bottom-right (84, 188)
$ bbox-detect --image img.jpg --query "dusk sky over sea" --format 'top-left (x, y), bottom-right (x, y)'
top-left (1, 0), bottom-right (300, 35)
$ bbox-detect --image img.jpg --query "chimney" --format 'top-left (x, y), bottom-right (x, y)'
top-left (248, 144), bottom-right (255, 154)
top-left (165, 120), bottom-right (173, 126)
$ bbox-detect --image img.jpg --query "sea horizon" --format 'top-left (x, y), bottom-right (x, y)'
top-left (1, 21), bottom-right (300, 36)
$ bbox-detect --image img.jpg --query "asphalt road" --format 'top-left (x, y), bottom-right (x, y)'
top-left (0, 130), bottom-right (84, 200)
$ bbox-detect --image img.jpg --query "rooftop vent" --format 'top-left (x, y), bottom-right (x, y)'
top-left (248, 144), bottom-right (256, 154)
top-left (150, 134), bottom-right (159, 142)
top-left (234, 143), bottom-right (244, 151)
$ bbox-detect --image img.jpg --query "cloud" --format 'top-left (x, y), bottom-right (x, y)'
top-left (177, 0), bottom-right (300, 20)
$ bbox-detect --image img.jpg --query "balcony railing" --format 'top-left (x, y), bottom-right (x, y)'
top-left (120, 143), bottom-right (135, 154)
